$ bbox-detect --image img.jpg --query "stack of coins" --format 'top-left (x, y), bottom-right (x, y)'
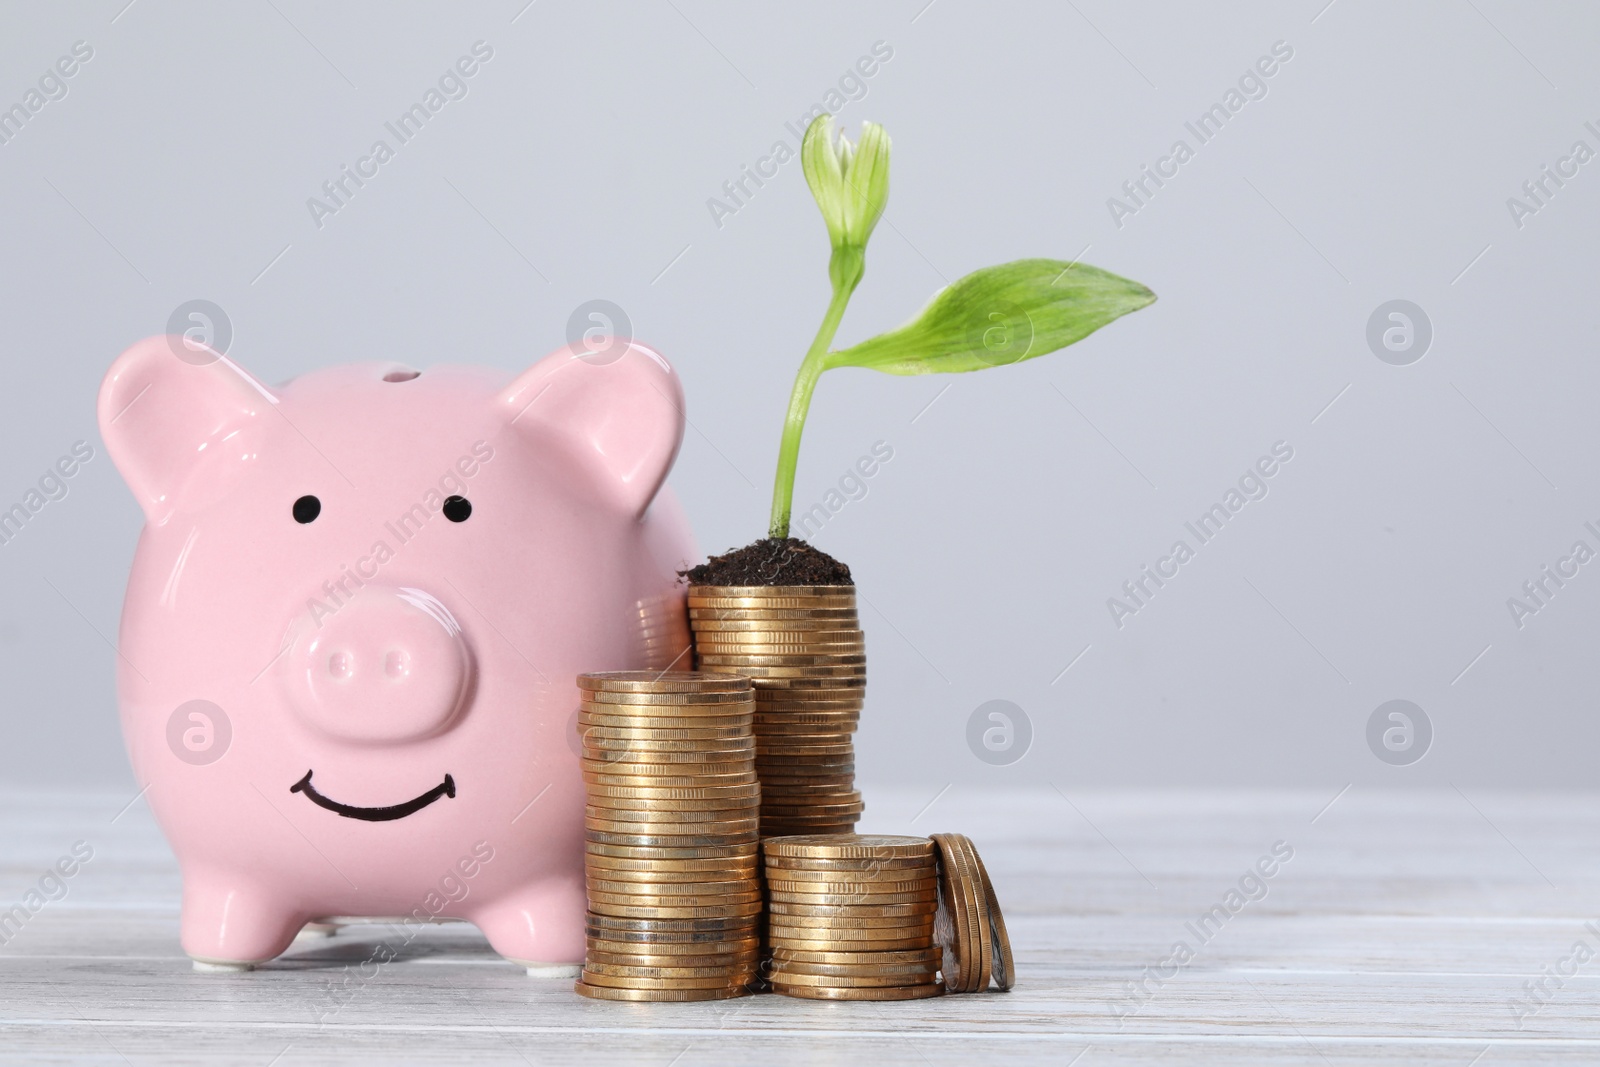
top-left (687, 586), bottom-right (864, 837)
top-left (574, 671), bottom-right (761, 1002)
top-left (762, 834), bottom-right (944, 1000)
top-left (930, 833), bottom-right (1015, 993)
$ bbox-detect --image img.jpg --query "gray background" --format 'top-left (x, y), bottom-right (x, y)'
top-left (1, 0), bottom-right (1594, 791)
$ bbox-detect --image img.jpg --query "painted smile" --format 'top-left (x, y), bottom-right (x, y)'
top-left (290, 770), bottom-right (456, 822)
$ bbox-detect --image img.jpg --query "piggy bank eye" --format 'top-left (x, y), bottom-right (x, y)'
top-left (443, 496), bottom-right (471, 522)
top-left (292, 495), bottom-right (321, 523)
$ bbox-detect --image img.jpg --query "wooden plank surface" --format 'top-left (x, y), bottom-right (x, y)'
top-left (2, 785), bottom-right (1597, 1064)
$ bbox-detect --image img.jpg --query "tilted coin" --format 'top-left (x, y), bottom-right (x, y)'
top-left (968, 843), bottom-right (1013, 992)
top-left (930, 832), bottom-right (983, 994)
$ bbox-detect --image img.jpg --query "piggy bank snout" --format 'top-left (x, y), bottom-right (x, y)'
top-left (288, 587), bottom-right (472, 744)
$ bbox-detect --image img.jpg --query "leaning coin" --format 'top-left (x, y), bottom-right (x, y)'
top-left (965, 845), bottom-right (1013, 991)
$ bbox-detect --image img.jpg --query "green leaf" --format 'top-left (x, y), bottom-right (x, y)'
top-left (825, 258), bottom-right (1155, 375)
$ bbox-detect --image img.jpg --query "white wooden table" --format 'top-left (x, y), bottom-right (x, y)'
top-left (2, 785), bottom-right (1596, 1065)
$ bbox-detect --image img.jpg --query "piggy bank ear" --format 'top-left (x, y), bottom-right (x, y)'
top-left (97, 336), bottom-right (278, 525)
top-left (497, 341), bottom-right (685, 519)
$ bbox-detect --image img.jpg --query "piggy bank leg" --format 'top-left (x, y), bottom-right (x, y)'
top-left (470, 876), bottom-right (585, 976)
top-left (182, 873), bottom-right (306, 971)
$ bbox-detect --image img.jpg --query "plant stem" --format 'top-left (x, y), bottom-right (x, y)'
top-left (768, 277), bottom-right (857, 539)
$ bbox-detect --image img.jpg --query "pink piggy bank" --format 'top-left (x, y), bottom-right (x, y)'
top-left (97, 335), bottom-right (695, 971)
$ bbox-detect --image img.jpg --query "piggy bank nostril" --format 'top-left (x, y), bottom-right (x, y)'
top-left (383, 650), bottom-right (410, 679)
top-left (327, 651), bottom-right (354, 680)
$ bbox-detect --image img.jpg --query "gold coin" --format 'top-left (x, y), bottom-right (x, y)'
top-left (585, 829), bottom-right (758, 849)
top-left (770, 946), bottom-right (941, 966)
top-left (689, 619), bottom-right (860, 632)
top-left (578, 671), bottom-right (749, 692)
top-left (697, 650), bottom-right (866, 664)
top-left (695, 634), bottom-right (864, 648)
top-left (584, 804), bottom-right (759, 824)
top-left (585, 781), bottom-right (762, 801)
top-left (764, 915), bottom-right (934, 927)
top-left (578, 724), bottom-right (753, 742)
top-left (756, 751), bottom-right (855, 765)
top-left (968, 844), bottom-right (1013, 992)
top-left (585, 913), bottom-right (758, 933)
top-left (586, 860), bottom-right (759, 880)
top-left (580, 690), bottom-right (754, 706)
top-left (767, 969), bottom-right (936, 988)
top-left (579, 711), bottom-right (753, 729)
top-left (765, 835), bottom-right (933, 860)
top-left (766, 902), bottom-right (938, 921)
top-left (578, 970), bottom-right (750, 991)
top-left (764, 940), bottom-right (934, 953)
top-left (586, 870), bottom-right (757, 890)
top-left (583, 734), bottom-right (756, 750)
top-left (753, 720), bottom-right (860, 734)
top-left (773, 959), bottom-right (940, 978)
top-left (584, 774), bottom-right (757, 788)
top-left (764, 855), bottom-right (927, 873)
top-left (585, 942), bottom-right (759, 961)
top-left (687, 584), bottom-right (856, 598)
top-left (583, 761), bottom-right (756, 779)
top-left (953, 835), bottom-right (994, 993)
top-left (759, 801), bottom-right (866, 816)
top-left (767, 923), bottom-right (933, 942)
top-left (584, 793), bottom-right (760, 812)
top-left (771, 982), bottom-right (943, 1001)
top-left (584, 840), bottom-right (759, 860)
top-left (585, 877), bottom-right (759, 898)
top-left (766, 888), bottom-right (938, 906)
top-left (587, 899), bottom-right (765, 919)
top-left (582, 961), bottom-right (759, 981)
top-left (930, 833), bottom-right (982, 994)
top-left (688, 607), bottom-right (864, 627)
top-left (574, 981), bottom-right (749, 1002)
top-left (767, 935), bottom-right (934, 952)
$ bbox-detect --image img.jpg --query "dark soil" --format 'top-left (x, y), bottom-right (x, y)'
top-left (682, 538), bottom-right (853, 587)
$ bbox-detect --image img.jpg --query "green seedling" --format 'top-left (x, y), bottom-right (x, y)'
top-left (768, 114), bottom-right (1158, 539)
